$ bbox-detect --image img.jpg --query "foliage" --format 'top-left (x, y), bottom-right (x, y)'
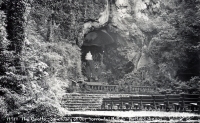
top-left (0, 96), bottom-right (7, 120)
top-left (116, 0), bottom-right (200, 93)
top-left (0, 8), bottom-right (27, 93)
top-left (118, 68), bottom-right (155, 93)
top-left (176, 76), bottom-right (200, 94)
top-left (161, 0), bottom-right (200, 80)
top-left (5, 0), bottom-right (25, 54)
top-left (0, 0), bottom-right (77, 119)
top-left (31, 102), bottom-right (59, 118)
top-left (30, 0), bottom-right (106, 45)
top-left (138, 0), bottom-right (200, 92)
top-left (0, 10), bottom-right (9, 75)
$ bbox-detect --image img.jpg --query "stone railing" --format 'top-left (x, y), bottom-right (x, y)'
top-left (129, 86), bottom-right (155, 93)
top-left (83, 83), bottom-right (155, 94)
top-left (86, 84), bottom-right (118, 92)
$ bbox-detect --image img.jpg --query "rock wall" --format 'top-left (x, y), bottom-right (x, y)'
top-left (110, 0), bottom-right (160, 70)
top-left (78, 0), bottom-right (153, 82)
top-left (80, 0), bottom-right (179, 83)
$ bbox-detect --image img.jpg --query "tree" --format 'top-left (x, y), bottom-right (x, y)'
top-left (0, 10), bottom-right (9, 75)
top-left (146, 0), bottom-right (200, 90)
top-left (170, 0), bottom-right (200, 80)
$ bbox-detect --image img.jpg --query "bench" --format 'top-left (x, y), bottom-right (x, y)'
top-left (101, 98), bottom-right (112, 111)
top-left (179, 94), bottom-right (199, 112)
top-left (152, 95), bottom-right (165, 110)
top-left (101, 94), bottom-right (200, 113)
top-left (121, 97), bottom-right (131, 111)
top-left (140, 95), bottom-right (154, 110)
top-left (130, 96), bottom-right (140, 110)
top-left (165, 94), bottom-right (180, 112)
top-left (111, 97), bottom-right (121, 111)
top-left (198, 96), bottom-right (200, 114)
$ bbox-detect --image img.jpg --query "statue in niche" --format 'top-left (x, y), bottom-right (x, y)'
top-left (83, 48), bottom-right (108, 82)
top-left (85, 51), bottom-right (94, 82)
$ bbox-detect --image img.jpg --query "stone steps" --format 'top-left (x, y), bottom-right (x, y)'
top-left (63, 103), bottom-right (101, 105)
top-left (62, 98), bottom-right (101, 100)
top-left (63, 104), bottom-right (102, 107)
top-left (64, 101), bottom-right (101, 103)
top-left (61, 93), bottom-right (135, 111)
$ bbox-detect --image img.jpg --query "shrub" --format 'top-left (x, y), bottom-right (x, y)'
top-left (31, 102), bottom-right (59, 118)
top-left (0, 97), bottom-right (7, 120)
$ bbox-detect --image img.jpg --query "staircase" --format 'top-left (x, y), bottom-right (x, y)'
top-left (61, 93), bottom-right (133, 111)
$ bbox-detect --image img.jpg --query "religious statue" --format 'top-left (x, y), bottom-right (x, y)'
top-left (85, 51), bottom-right (94, 82)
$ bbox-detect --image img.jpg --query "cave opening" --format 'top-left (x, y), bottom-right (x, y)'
top-left (81, 29), bottom-right (116, 83)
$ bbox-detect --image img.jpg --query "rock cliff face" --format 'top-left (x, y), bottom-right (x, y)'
top-left (81, 0), bottom-right (162, 81)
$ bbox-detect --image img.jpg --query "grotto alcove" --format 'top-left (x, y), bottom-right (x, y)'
top-left (81, 28), bottom-right (134, 84)
top-left (81, 29), bottom-right (114, 83)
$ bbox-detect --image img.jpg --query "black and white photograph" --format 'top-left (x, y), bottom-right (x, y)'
top-left (0, 0), bottom-right (200, 122)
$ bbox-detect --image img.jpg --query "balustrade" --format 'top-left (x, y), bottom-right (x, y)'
top-left (84, 83), bottom-right (154, 94)
top-left (130, 86), bottom-right (153, 92)
top-left (87, 85), bottom-right (118, 92)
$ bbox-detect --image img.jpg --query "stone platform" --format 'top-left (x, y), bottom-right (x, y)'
top-left (61, 93), bottom-right (135, 111)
